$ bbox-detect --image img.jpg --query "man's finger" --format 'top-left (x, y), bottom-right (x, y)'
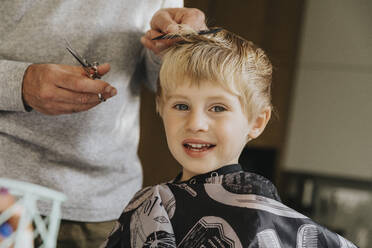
top-left (150, 9), bottom-right (178, 33)
top-left (145, 29), bottom-right (163, 40)
top-left (96, 63), bottom-right (111, 77)
top-left (52, 88), bottom-right (115, 104)
top-left (141, 30), bottom-right (178, 54)
top-left (140, 36), bottom-right (158, 53)
top-left (155, 8), bottom-right (207, 32)
top-left (56, 77), bottom-right (117, 96)
top-left (70, 63), bottom-right (111, 77)
top-left (176, 8), bottom-right (207, 31)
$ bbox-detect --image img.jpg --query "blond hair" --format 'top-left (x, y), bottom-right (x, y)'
top-left (157, 28), bottom-right (273, 122)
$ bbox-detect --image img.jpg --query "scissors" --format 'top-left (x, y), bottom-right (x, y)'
top-left (152, 27), bottom-right (223, 40)
top-left (65, 39), bottom-right (101, 80)
top-left (65, 39), bottom-right (105, 102)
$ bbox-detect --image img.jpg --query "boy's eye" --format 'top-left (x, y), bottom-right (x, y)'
top-left (211, 105), bottom-right (227, 112)
top-left (174, 104), bottom-right (189, 111)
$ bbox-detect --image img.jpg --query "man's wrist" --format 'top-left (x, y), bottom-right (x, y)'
top-left (22, 97), bottom-right (33, 112)
top-left (22, 65), bottom-right (33, 112)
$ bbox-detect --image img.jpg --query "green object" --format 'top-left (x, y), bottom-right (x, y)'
top-left (0, 178), bottom-right (66, 248)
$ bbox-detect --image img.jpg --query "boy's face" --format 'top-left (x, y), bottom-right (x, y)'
top-left (160, 81), bottom-right (267, 181)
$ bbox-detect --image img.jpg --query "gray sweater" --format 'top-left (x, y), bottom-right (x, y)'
top-left (0, 0), bottom-right (182, 221)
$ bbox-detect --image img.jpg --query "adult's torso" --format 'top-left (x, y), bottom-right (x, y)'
top-left (0, 0), bottom-right (177, 221)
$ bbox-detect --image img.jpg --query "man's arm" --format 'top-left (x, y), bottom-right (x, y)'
top-left (0, 60), bottom-right (32, 112)
top-left (0, 59), bottom-right (117, 115)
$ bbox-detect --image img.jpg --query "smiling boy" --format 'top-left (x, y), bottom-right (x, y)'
top-left (102, 29), bottom-right (357, 248)
top-left (160, 82), bottom-right (268, 181)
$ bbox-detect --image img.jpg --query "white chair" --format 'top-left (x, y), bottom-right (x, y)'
top-left (0, 178), bottom-right (66, 248)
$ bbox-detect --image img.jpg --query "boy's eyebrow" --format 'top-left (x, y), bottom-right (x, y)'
top-left (167, 94), bottom-right (189, 100)
top-left (167, 94), bottom-right (233, 102)
top-left (206, 95), bottom-right (233, 101)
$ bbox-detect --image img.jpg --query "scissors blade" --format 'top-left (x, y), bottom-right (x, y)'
top-left (152, 27), bottom-right (223, 40)
top-left (64, 39), bottom-right (89, 68)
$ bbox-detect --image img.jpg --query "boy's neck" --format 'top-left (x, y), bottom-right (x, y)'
top-left (180, 169), bottom-right (197, 182)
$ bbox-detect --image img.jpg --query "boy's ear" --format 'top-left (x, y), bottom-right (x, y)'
top-left (248, 107), bottom-right (271, 139)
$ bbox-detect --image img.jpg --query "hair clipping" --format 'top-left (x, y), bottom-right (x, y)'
top-left (152, 27), bottom-right (223, 40)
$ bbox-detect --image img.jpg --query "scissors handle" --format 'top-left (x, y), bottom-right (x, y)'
top-left (65, 39), bottom-right (100, 79)
top-left (89, 62), bottom-right (101, 80)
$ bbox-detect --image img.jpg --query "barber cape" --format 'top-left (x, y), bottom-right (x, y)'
top-left (102, 164), bottom-right (357, 248)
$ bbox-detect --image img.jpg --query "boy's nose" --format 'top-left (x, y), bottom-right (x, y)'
top-left (186, 110), bottom-right (209, 133)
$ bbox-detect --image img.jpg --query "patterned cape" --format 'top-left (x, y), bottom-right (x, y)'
top-left (102, 164), bottom-right (358, 248)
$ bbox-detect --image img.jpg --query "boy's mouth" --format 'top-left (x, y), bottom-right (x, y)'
top-left (183, 142), bottom-right (216, 152)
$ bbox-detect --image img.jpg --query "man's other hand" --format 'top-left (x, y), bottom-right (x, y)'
top-left (141, 8), bottom-right (207, 55)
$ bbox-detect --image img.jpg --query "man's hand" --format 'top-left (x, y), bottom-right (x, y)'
top-left (141, 8), bottom-right (207, 55)
top-left (22, 63), bottom-right (117, 115)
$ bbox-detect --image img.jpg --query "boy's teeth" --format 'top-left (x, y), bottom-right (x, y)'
top-left (188, 143), bottom-right (210, 148)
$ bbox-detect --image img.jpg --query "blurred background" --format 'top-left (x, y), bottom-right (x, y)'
top-left (139, 0), bottom-right (372, 246)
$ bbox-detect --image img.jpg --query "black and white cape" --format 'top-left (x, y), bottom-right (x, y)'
top-left (103, 164), bottom-right (357, 248)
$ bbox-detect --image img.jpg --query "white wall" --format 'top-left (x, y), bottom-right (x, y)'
top-left (282, 0), bottom-right (372, 180)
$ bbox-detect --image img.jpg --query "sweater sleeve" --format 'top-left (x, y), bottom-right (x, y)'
top-left (142, 48), bottom-right (162, 92)
top-left (0, 60), bottom-right (32, 112)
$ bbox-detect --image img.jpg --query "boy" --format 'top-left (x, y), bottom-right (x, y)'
top-left (102, 29), bottom-right (357, 248)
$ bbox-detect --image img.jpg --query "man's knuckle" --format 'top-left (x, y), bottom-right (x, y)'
top-left (73, 80), bottom-right (83, 91)
top-left (78, 95), bottom-right (89, 104)
top-left (190, 8), bottom-right (205, 19)
top-left (43, 102), bottom-right (53, 110)
top-left (39, 90), bottom-right (52, 100)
